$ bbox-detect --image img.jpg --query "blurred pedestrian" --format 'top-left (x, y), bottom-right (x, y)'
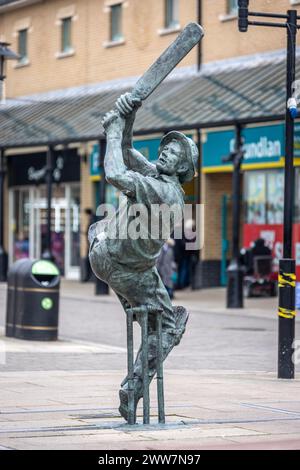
top-left (242, 238), bottom-right (272, 275)
top-left (81, 208), bottom-right (97, 282)
top-left (175, 219), bottom-right (198, 289)
top-left (157, 238), bottom-right (176, 299)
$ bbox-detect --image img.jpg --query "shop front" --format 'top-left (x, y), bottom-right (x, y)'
top-left (8, 148), bottom-right (81, 279)
top-left (202, 121), bottom-right (300, 281)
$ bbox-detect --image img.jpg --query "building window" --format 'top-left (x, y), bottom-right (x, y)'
top-left (227, 0), bottom-right (238, 15)
top-left (165, 0), bottom-right (179, 29)
top-left (61, 17), bottom-right (72, 53)
top-left (110, 4), bottom-right (123, 42)
top-left (244, 170), bottom-right (284, 225)
top-left (18, 29), bottom-right (28, 64)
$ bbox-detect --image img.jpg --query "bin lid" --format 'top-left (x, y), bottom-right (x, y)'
top-left (32, 260), bottom-right (60, 276)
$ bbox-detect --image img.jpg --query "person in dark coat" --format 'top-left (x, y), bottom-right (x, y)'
top-left (157, 239), bottom-right (176, 299)
top-left (244, 238), bottom-right (272, 275)
top-left (81, 208), bottom-right (97, 282)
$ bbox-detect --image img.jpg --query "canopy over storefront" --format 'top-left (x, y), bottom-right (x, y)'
top-left (0, 49), bottom-right (299, 148)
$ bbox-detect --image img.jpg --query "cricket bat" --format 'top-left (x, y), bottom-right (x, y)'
top-left (130, 22), bottom-right (204, 101)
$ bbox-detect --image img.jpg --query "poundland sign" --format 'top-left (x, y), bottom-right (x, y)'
top-left (203, 123), bottom-right (286, 169)
top-left (231, 136), bottom-right (282, 160)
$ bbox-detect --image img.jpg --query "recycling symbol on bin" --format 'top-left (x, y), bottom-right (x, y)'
top-left (41, 297), bottom-right (53, 310)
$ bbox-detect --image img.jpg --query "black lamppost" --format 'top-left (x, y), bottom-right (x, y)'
top-left (95, 139), bottom-right (109, 295)
top-left (0, 42), bottom-right (19, 281)
top-left (0, 41), bottom-right (19, 102)
top-left (238, 0), bottom-right (299, 379)
top-left (223, 124), bottom-right (244, 308)
top-left (41, 146), bottom-right (55, 261)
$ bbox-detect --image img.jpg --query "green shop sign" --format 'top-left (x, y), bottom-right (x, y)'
top-left (294, 123), bottom-right (300, 157)
top-left (90, 144), bottom-right (101, 179)
top-left (202, 124), bottom-right (285, 170)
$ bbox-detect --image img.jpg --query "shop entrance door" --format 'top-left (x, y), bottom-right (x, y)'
top-left (10, 184), bottom-right (80, 279)
top-left (64, 185), bottom-right (80, 279)
top-left (37, 185), bottom-right (67, 274)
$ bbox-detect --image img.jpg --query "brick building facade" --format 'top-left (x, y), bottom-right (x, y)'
top-left (0, 0), bottom-right (299, 284)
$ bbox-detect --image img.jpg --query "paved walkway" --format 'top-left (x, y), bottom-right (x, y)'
top-left (0, 369), bottom-right (300, 450)
top-left (0, 281), bottom-right (299, 449)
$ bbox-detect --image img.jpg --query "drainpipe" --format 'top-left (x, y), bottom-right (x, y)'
top-left (0, 148), bottom-right (8, 281)
top-left (197, 0), bottom-right (202, 71)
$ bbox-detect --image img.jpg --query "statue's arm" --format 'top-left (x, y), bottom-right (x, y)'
top-left (125, 148), bottom-right (157, 176)
top-left (102, 111), bottom-right (136, 196)
top-left (118, 93), bottom-right (156, 176)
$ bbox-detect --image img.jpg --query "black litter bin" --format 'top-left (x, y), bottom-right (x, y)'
top-left (6, 259), bottom-right (60, 341)
top-left (6, 259), bottom-right (29, 337)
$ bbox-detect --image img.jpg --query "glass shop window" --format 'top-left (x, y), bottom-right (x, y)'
top-left (244, 170), bottom-right (284, 225)
top-left (244, 171), bottom-right (267, 224)
top-left (165, 0), bottom-right (179, 29)
top-left (227, 0), bottom-right (238, 15)
top-left (61, 17), bottom-right (72, 53)
top-left (12, 189), bottom-right (30, 261)
top-left (110, 4), bottom-right (123, 42)
top-left (266, 172), bottom-right (284, 224)
top-left (18, 29), bottom-right (28, 64)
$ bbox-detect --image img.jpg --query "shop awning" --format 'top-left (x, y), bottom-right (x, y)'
top-left (0, 50), bottom-right (298, 148)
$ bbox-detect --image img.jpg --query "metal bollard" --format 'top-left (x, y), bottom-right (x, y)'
top-left (126, 308), bottom-right (135, 424)
top-left (278, 258), bottom-right (296, 379)
top-left (141, 307), bottom-right (150, 424)
top-left (125, 306), bottom-right (165, 425)
top-left (156, 311), bottom-right (165, 424)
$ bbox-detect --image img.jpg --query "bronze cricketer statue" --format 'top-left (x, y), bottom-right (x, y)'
top-left (88, 23), bottom-right (203, 424)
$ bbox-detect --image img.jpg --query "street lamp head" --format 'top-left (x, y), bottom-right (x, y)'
top-left (0, 41), bottom-right (20, 81)
top-left (238, 0), bottom-right (249, 33)
top-left (0, 42), bottom-right (20, 61)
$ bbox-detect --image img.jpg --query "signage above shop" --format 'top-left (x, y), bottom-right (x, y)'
top-left (294, 123), bottom-right (300, 158)
top-left (8, 149), bottom-right (80, 187)
top-left (90, 144), bottom-right (100, 180)
top-left (202, 124), bottom-right (286, 172)
top-left (27, 156), bottom-right (64, 183)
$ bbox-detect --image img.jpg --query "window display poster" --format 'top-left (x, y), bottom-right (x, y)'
top-left (267, 172), bottom-right (284, 224)
top-left (246, 172), bottom-right (266, 224)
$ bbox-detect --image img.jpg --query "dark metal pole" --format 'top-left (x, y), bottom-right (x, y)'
top-left (156, 311), bottom-right (165, 424)
top-left (283, 11), bottom-right (296, 260)
top-left (226, 124), bottom-right (244, 308)
top-left (95, 139), bottom-right (109, 295)
top-left (126, 308), bottom-right (135, 424)
top-left (42, 146), bottom-right (54, 260)
top-left (191, 128), bottom-right (202, 290)
top-left (197, 0), bottom-right (202, 71)
top-left (195, 128), bottom-right (201, 209)
top-left (0, 60), bottom-right (4, 103)
top-left (232, 126), bottom-right (242, 261)
top-left (0, 148), bottom-right (8, 281)
top-left (141, 308), bottom-right (150, 425)
top-left (238, 1), bottom-right (298, 378)
top-left (278, 9), bottom-right (297, 379)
